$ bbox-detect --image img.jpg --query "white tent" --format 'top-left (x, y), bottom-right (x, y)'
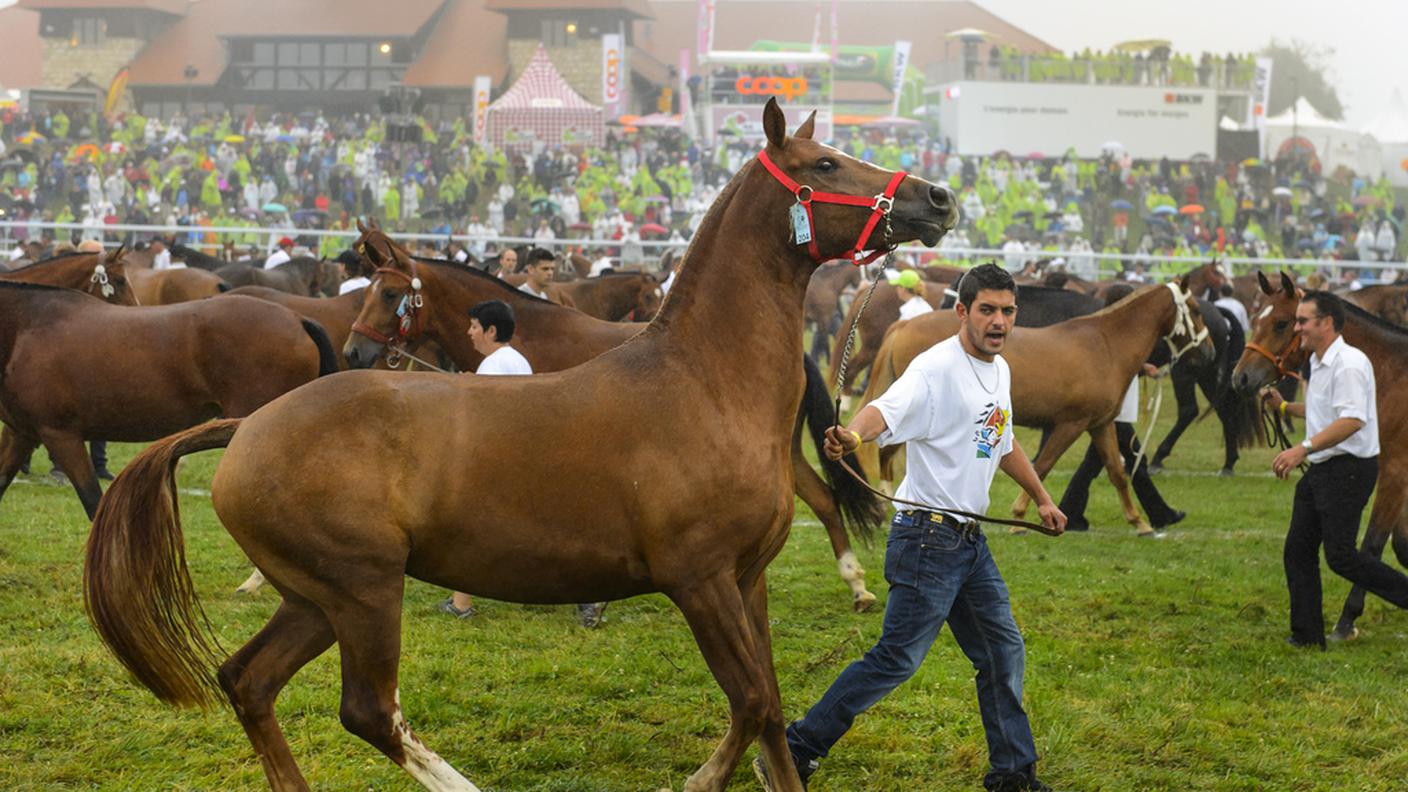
top-left (1365, 88), bottom-right (1408, 187)
top-left (1264, 97), bottom-right (1382, 179)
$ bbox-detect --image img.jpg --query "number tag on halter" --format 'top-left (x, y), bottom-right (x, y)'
top-left (790, 202), bottom-right (813, 245)
top-left (396, 296), bottom-right (409, 318)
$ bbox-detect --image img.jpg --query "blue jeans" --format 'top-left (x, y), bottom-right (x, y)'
top-left (787, 511), bottom-right (1038, 779)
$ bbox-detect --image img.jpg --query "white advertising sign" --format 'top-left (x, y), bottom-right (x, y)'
top-left (602, 33), bottom-right (625, 120)
top-left (940, 82), bottom-right (1217, 160)
top-left (472, 75), bottom-right (491, 143)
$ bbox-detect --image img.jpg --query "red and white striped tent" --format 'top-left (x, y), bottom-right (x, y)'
top-left (486, 44), bottom-right (604, 151)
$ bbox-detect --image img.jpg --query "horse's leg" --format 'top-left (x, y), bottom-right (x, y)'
top-left (330, 577), bottom-right (479, 791)
top-left (1332, 471), bottom-right (1408, 640)
top-left (1150, 366), bottom-right (1198, 473)
top-left (0, 427), bottom-right (40, 507)
top-left (235, 567), bottom-right (268, 595)
top-left (740, 570), bottom-right (803, 792)
top-left (792, 450), bottom-right (875, 612)
top-left (39, 430), bottom-right (103, 519)
top-left (1089, 422), bottom-right (1154, 536)
top-left (218, 596), bottom-right (337, 792)
top-left (1010, 422), bottom-right (1085, 530)
top-left (671, 573), bottom-right (801, 792)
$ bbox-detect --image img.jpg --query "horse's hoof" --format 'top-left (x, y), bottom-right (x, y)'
top-left (1009, 526), bottom-right (1028, 536)
top-left (1149, 462), bottom-right (1164, 475)
top-left (853, 591), bottom-right (877, 613)
top-left (1219, 468), bottom-right (1235, 478)
top-left (1135, 523), bottom-right (1161, 538)
top-left (1328, 626), bottom-right (1359, 642)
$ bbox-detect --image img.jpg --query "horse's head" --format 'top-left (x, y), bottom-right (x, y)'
top-left (1233, 270), bottom-right (1304, 393)
top-left (753, 98), bottom-right (957, 266)
top-left (87, 245), bottom-right (139, 306)
top-left (634, 273), bottom-right (664, 321)
top-left (345, 222), bottom-right (425, 369)
top-left (1165, 275), bottom-right (1216, 366)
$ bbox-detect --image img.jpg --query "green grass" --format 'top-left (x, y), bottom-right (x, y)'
top-left (2, 398), bottom-right (1406, 791)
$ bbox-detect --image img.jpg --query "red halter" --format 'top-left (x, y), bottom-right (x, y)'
top-left (351, 265), bottom-right (425, 345)
top-left (756, 149), bottom-right (907, 267)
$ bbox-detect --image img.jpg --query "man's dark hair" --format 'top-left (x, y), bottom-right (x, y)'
top-left (527, 248), bottom-right (556, 266)
top-left (1300, 290), bottom-right (1345, 332)
top-left (1220, 283), bottom-right (1234, 298)
top-left (957, 262), bottom-right (1016, 308)
top-left (469, 299), bottom-right (516, 341)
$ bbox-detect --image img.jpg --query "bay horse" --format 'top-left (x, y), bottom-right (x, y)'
top-left (861, 278), bottom-right (1214, 535)
top-left (222, 286), bottom-right (366, 370)
top-left (1343, 283), bottom-right (1408, 326)
top-left (556, 271), bottom-right (664, 321)
top-left (0, 248), bottom-right (139, 305)
top-left (216, 257), bottom-right (340, 297)
top-left (1232, 271), bottom-right (1408, 641)
top-left (804, 261), bottom-right (860, 362)
top-left (127, 266), bottom-right (230, 305)
top-left (0, 286), bottom-right (338, 517)
top-left (82, 100), bottom-right (956, 791)
top-left (338, 230), bottom-right (885, 610)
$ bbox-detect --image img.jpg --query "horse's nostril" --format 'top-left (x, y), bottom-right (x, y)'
top-left (927, 185), bottom-right (953, 209)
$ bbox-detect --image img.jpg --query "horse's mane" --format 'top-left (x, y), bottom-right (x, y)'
top-left (412, 257), bottom-right (557, 305)
top-left (7, 251), bottom-right (98, 272)
top-left (1084, 283), bottom-right (1162, 318)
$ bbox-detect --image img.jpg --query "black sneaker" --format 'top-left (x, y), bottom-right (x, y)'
top-left (95, 468), bottom-right (115, 482)
top-left (752, 752), bottom-right (816, 791)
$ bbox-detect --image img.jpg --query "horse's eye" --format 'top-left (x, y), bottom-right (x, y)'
top-left (1274, 320), bottom-right (1290, 332)
top-left (381, 290), bottom-right (399, 304)
top-left (817, 159), bottom-right (837, 173)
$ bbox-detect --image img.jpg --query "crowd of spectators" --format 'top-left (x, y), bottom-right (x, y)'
top-left (0, 103), bottom-right (1402, 282)
top-left (964, 47), bottom-right (1260, 89)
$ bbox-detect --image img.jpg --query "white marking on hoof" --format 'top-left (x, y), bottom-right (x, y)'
top-left (235, 568), bottom-right (266, 595)
top-left (853, 590), bottom-right (878, 612)
top-left (391, 690), bottom-right (481, 791)
top-left (837, 551), bottom-right (875, 612)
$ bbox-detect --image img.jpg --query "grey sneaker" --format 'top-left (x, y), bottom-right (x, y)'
top-left (576, 602), bottom-right (607, 629)
top-left (751, 753), bottom-right (816, 791)
top-left (437, 597), bottom-right (476, 619)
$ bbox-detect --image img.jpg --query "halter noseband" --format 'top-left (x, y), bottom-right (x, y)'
top-left (351, 262), bottom-right (425, 354)
top-left (757, 149), bottom-right (907, 267)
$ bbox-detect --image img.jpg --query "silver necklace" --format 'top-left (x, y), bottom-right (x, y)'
top-left (965, 349), bottom-right (998, 394)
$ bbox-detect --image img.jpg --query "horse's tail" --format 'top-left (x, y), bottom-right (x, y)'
top-left (801, 354), bottom-right (883, 546)
top-left (84, 418), bottom-right (242, 709)
top-left (300, 318), bottom-right (341, 377)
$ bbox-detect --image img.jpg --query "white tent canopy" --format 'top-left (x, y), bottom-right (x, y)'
top-left (1365, 88), bottom-right (1408, 186)
top-left (1264, 96), bottom-right (1381, 179)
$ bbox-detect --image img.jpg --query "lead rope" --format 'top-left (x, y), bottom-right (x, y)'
top-left (1129, 377), bottom-right (1164, 474)
top-left (826, 235), bottom-right (1057, 536)
top-left (384, 343), bottom-right (453, 374)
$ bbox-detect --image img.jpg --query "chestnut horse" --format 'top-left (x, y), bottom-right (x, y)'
top-left (1343, 283), bottom-right (1408, 327)
top-left (1232, 272), bottom-right (1408, 641)
top-left (127, 266), bottom-right (230, 305)
top-left (0, 286), bottom-right (338, 517)
top-left (82, 101), bottom-right (956, 791)
top-left (557, 271), bottom-right (664, 321)
top-left (0, 248), bottom-right (139, 305)
top-left (215, 257), bottom-right (340, 297)
top-left (223, 286), bottom-right (366, 370)
top-left (861, 277), bottom-right (1214, 535)
top-left (804, 261), bottom-right (860, 362)
top-left (338, 232), bottom-right (885, 611)
top-left (826, 277), bottom-right (948, 396)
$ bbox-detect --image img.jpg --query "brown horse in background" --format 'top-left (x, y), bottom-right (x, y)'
top-left (216, 257), bottom-right (340, 297)
top-left (127, 266), bottom-right (230, 305)
top-left (82, 102), bottom-right (954, 791)
top-left (0, 286), bottom-right (338, 517)
top-left (827, 277), bottom-right (950, 396)
top-left (1232, 271), bottom-right (1408, 641)
top-left (557, 271), bottom-right (664, 321)
top-left (861, 277), bottom-right (1214, 535)
top-left (223, 286), bottom-right (366, 369)
top-left (1343, 283), bottom-right (1408, 326)
top-left (804, 261), bottom-right (860, 362)
top-left (341, 230), bottom-right (886, 610)
top-left (0, 248), bottom-right (139, 305)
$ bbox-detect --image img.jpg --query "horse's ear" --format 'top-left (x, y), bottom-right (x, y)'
top-left (796, 111), bottom-right (816, 140)
top-left (762, 97), bottom-right (787, 150)
top-left (108, 242), bottom-right (126, 263)
top-left (356, 218), bottom-right (367, 233)
top-left (1257, 270), bottom-right (1273, 296)
top-left (1280, 271), bottom-right (1297, 296)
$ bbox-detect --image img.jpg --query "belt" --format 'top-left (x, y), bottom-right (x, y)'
top-left (900, 509), bottom-right (983, 539)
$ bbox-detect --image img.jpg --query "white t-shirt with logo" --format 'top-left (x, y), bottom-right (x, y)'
top-left (476, 345), bottom-right (532, 376)
top-left (871, 335), bottom-right (1014, 516)
top-left (898, 295), bottom-right (934, 322)
top-left (518, 282), bottom-right (549, 300)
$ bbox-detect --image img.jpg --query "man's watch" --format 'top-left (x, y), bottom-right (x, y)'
top-left (1301, 438), bottom-right (1313, 452)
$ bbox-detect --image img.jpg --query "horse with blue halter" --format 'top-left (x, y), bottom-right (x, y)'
top-left (82, 100), bottom-right (957, 791)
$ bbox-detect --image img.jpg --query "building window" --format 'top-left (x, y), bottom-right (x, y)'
top-left (541, 19), bottom-right (578, 48)
top-left (72, 17), bottom-right (106, 47)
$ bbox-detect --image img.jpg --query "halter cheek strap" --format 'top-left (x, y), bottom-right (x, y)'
top-left (757, 150), bottom-right (907, 267)
top-left (1162, 282), bottom-right (1210, 364)
top-left (351, 264), bottom-right (425, 347)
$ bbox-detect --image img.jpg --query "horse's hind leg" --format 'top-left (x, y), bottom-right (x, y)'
top-left (1332, 474), bottom-right (1408, 640)
top-left (670, 572), bottom-right (802, 792)
top-left (330, 579), bottom-right (479, 791)
top-left (235, 567), bottom-right (267, 595)
top-left (38, 430), bottom-right (102, 519)
top-left (792, 451), bottom-right (874, 612)
top-left (218, 596), bottom-right (337, 792)
top-left (0, 427), bottom-right (40, 508)
top-left (1089, 422), bottom-right (1154, 536)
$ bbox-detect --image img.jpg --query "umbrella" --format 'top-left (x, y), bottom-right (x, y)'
top-left (238, 208), bottom-right (262, 220)
top-left (293, 209), bottom-right (328, 222)
top-left (1101, 141), bottom-right (1125, 154)
top-left (15, 130), bottom-right (46, 145)
top-left (530, 197), bottom-right (562, 214)
top-left (1179, 204), bottom-right (1205, 215)
top-left (70, 143), bottom-right (101, 162)
top-left (262, 202), bottom-right (288, 213)
top-left (639, 223), bottom-right (670, 237)
top-left (632, 113), bottom-right (683, 129)
top-left (1272, 186), bottom-right (1293, 199)
top-left (1025, 151), bottom-right (1045, 161)
top-left (224, 135), bottom-right (246, 144)
top-left (1241, 158), bottom-right (1263, 168)
top-left (1109, 199), bottom-right (1134, 210)
top-left (275, 134), bottom-right (296, 143)
top-left (1152, 205), bottom-right (1178, 215)
top-left (568, 222), bottom-right (593, 231)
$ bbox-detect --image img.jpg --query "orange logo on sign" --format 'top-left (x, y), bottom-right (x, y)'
top-left (604, 47), bottom-right (622, 101)
top-left (735, 75), bottom-right (809, 102)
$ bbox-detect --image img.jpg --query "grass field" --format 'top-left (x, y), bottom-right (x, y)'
top-left (2, 393), bottom-right (1406, 791)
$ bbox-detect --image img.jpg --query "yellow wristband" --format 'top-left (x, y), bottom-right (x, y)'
top-left (850, 430), bottom-right (863, 447)
top-left (1279, 401), bottom-right (1288, 417)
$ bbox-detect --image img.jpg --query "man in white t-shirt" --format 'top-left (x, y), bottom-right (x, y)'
top-left (889, 269), bottom-right (934, 321)
top-left (440, 300), bottom-right (606, 628)
top-left (263, 237), bottom-right (295, 269)
top-left (760, 263), bottom-right (1064, 792)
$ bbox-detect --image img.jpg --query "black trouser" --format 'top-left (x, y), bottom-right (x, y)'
top-left (1285, 454), bottom-right (1408, 644)
top-left (1058, 422), bottom-right (1179, 530)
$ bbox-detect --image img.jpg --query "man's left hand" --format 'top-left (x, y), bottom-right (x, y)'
top-left (1273, 445), bottom-right (1308, 479)
top-left (1037, 502), bottom-right (1067, 535)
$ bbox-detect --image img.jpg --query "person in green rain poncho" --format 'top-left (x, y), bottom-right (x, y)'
top-left (201, 169), bottom-right (223, 211)
top-left (382, 183), bottom-right (401, 222)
